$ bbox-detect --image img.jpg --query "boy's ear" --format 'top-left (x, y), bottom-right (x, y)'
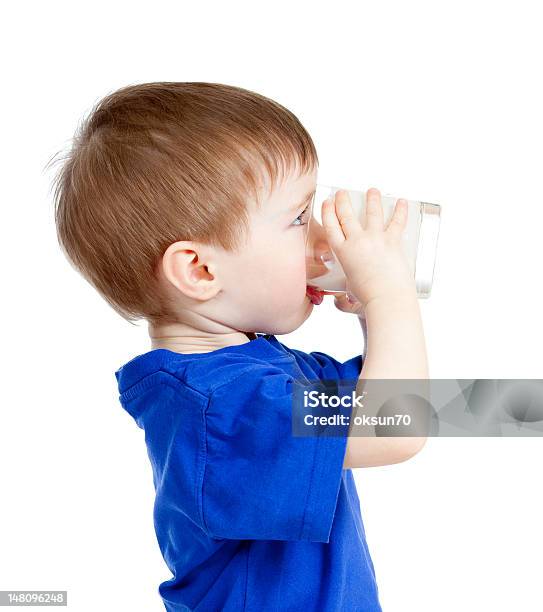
top-left (161, 240), bottom-right (221, 301)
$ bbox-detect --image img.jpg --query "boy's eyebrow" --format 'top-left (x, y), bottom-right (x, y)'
top-left (287, 189), bottom-right (316, 214)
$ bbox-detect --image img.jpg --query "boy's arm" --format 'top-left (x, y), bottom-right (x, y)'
top-left (343, 293), bottom-right (429, 469)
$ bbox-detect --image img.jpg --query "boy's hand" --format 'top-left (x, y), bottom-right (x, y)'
top-left (322, 187), bottom-right (416, 309)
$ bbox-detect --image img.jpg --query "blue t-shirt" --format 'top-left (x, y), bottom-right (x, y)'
top-left (115, 333), bottom-right (382, 612)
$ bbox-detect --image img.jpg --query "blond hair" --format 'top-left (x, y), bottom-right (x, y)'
top-left (47, 82), bottom-right (318, 324)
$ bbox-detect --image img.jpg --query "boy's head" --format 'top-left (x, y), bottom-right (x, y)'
top-left (49, 82), bottom-right (326, 336)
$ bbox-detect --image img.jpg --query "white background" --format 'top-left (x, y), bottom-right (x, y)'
top-left (2, 1), bottom-right (542, 610)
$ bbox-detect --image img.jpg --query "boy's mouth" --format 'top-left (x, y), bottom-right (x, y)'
top-left (306, 285), bottom-right (325, 305)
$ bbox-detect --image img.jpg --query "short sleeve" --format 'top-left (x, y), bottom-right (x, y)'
top-left (200, 364), bottom-right (349, 543)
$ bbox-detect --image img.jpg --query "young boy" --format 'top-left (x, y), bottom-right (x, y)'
top-left (51, 82), bottom-right (428, 611)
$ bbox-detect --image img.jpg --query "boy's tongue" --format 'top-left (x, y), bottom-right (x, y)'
top-left (306, 285), bottom-right (325, 305)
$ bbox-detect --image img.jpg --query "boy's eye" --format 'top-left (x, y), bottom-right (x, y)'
top-left (292, 205), bottom-right (311, 227)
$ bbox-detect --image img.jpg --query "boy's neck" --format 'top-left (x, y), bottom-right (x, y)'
top-left (148, 320), bottom-right (257, 354)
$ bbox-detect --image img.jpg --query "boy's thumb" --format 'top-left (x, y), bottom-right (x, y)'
top-left (334, 292), bottom-right (364, 315)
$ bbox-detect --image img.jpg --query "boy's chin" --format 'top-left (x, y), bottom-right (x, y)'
top-left (269, 309), bottom-right (312, 335)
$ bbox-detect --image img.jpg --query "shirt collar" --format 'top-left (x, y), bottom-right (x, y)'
top-left (115, 333), bottom-right (293, 393)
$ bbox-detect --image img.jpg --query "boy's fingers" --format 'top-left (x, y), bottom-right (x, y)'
top-left (385, 198), bottom-right (408, 240)
top-left (334, 293), bottom-right (364, 315)
top-left (321, 197), bottom-right (346, 249)
top-left (364, 187), bottom-right (384, 231)
top-left (334, 293), bottom-right (353, 312)
top-left (334, 189), bottom-right (363, 240)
